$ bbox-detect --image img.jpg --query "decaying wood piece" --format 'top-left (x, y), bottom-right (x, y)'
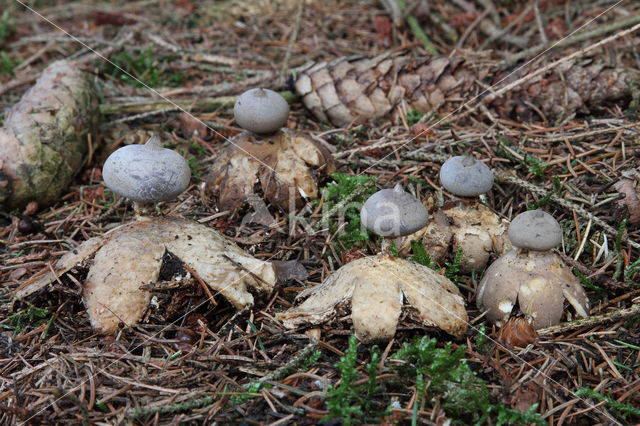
top-left (294, 51), bottom-right (638, 126)
top-left (15, 217), bottom-right (277, 334)
top-left (277, 254), bottom-right (468, 342)
top-left (205, 129), bottom-right (335, 211)
top-left (0, 60), bottom-right (99, 211)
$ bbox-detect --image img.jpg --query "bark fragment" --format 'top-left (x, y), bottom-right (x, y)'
top-left (614, 178), bottom-right (640, 225)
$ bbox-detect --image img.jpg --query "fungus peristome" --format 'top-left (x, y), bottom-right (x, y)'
top-left (278, 185), bottom-right (468, 342)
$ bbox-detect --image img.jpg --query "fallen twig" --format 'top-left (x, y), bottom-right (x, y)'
top-left (280, 0), bottom-right (304, 80)
top-left (502, 12), bottom-right (640, 67)
top-left (537, 302), bottom-right (640, 336)
top-left (125, 340), bottom-right (319, 419)
top-left (395, 0), bottom-right (438, 55)
top-left (99, 91), bottom-right (297, 115)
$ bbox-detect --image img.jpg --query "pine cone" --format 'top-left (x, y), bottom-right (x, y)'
top-left (294, 52), bottom-right (475, 127)
top-left (294, 52), bottom-right (638, 126)
top-left (495, 60), bottom-right (637, 121)
top-left (0, 60), bottom-right (99, 211)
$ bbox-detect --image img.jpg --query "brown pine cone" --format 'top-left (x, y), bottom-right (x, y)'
top-left (294, 52), bottom-right (638, 126)
top-left (294, 52), bottom-right (475, 127)
top-left (495, 60), bottom-right (637, 121)
top-left (497, 316), bottom-right (537, 348)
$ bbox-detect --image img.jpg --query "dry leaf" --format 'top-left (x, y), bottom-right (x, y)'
top-left (614, 178), bottom-right (640, 225)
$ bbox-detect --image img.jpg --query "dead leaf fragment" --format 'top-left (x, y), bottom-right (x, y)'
top-left (614, 178), bottom-right (640, 225)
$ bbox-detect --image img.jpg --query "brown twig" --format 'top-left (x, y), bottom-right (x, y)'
top-left (538, 302), bottom-right (640, 336)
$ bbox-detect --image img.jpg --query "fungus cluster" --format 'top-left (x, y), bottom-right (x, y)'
top-left (206, 88), bottom-right (335, 211)
top-left (477, 209), bottom-right (589, 329)
top-left (12, 79), bottom-right (594, 346)
top-left (16, 136), bottom-right (277, 334)
top-left (278, 185), bottom-right (468, 342)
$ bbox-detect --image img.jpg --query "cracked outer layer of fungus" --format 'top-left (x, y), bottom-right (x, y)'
top-left (403, 156), bottom-right (510, 273)
top-left (205, 129), bottom-right (335, 211)
top-left (277, 255), bottom-right (468, 342)
top-left (476, 249), bottom-right (588, 329)
top-left (15, 217), bottom-right (276, 334)
top-left (417, 202), bottom-right (512, 274)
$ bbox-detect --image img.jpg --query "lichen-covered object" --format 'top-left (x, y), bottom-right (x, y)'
top-left (277, 255), bottom-right (468, 342)
top-left (477, 249), bottom-right (589, 329)
top-left (294, 52), bottom-right (638, 126)
top-left (205, 129), bottom-right (335, 211)
top-left (15, 217), bottom-right (276, 334)
top-left (0, 60), bottom-right (99, 211)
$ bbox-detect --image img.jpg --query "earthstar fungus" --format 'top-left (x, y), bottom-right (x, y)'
top-left (411, 155), bottom-right (510, 274)
top-left (206, 88), bottom-right (335, 211)
top-left (278, 185), bottom-right (468, 342)
top-left (477, 209), bottom-right (589, 329)
top-left (16, 136), bottom-right (277, 333)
